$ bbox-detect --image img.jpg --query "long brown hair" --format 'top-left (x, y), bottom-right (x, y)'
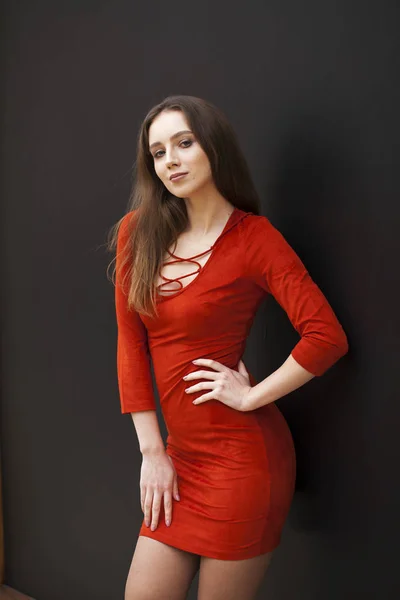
top-left (107, 95), bottom-right (261, 318)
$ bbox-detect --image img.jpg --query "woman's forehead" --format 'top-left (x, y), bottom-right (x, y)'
top-left (149, 110), bottom-right (190, 142)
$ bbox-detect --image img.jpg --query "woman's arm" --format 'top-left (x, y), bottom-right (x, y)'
top-left (246, 354), bottom-right (315, 410)
top-left (115, 212), bottom-right (164, 452)
top-left (131, 411), bottom-right (165, 455)
top-left (244, 216), bottom-right (348, 410)
top-left (115, 211), bottom-right (157, 413)
top-left (115, 213), bottom-right (178, 532)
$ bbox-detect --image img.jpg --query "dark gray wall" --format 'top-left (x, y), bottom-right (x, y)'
top-left (1, 1), bottom-right (399, 599)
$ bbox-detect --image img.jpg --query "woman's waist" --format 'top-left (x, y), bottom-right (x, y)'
top-left (152, 347), bottom-right (246, 398)
top-left (163, 398), bottom-right (288, 443)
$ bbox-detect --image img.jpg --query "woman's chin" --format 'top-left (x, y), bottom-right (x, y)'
top-left (169, 184), bottom-right (196, 198)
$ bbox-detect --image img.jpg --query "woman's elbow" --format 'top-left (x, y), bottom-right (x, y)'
top-left (335, 328), bottom-right (349, 359)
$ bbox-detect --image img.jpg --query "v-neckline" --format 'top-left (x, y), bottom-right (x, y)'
top-left (156, 207), bottom-right (249, 303)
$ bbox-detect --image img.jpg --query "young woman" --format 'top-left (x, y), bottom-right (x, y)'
top-left (109, 95), bottom-right (348, 600)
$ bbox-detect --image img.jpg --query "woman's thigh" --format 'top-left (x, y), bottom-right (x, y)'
top-left (125, 535), bottom-right (200, 600)
top-left (197, 551), bottom-right (273, 600)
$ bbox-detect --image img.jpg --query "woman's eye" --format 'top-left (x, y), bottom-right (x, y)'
top-left (153, 139), bottom-right (193, 159)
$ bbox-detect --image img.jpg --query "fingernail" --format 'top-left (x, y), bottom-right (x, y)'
top-left (176, 494), bottom-right (180, 501)
top-left (145, 519), bottom-right (149, 527)
top-left (166, 519), bottom-right (170, 526)
top-left (151, 525), bottom-right (156, 531)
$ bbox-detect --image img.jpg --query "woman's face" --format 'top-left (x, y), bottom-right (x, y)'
top-left (148, 110), bottom-right (214, 199)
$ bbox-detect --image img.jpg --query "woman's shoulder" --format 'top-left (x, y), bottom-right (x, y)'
top-left (119, 209), bottom-right (139, 233)
top-left (121, 209), bottom-right (138, 225)
top-left (239, 211), bottom-right (282, 241)
top-left (116, 211), bottom-right (139, 253)
top-left (239, 212), bottom-right (299, 269)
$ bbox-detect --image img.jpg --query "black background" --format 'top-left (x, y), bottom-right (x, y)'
top-left (1, 1), bottom-right (399, 598)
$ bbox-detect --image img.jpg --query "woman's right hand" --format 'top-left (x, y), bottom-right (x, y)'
top-left (140, 450), bottom-right (180, 531)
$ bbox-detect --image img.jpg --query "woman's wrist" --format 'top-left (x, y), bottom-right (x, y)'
top-left (141, 444), bottom-right (166, 457)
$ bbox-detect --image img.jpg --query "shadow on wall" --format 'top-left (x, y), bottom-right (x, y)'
top-left (256, 112), bottom-right (367, 538)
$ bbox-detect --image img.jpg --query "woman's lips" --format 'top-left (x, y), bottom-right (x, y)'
top-left (170, 173), bottom-right (188, 182)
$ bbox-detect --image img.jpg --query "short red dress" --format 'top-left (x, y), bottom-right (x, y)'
top-left (115, 207), bottom-right (348, 560)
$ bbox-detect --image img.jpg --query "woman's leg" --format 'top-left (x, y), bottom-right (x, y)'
top-left (197, 551), bottom-right (273, 600)
top-left (125, 535), bottom-right (200, 600)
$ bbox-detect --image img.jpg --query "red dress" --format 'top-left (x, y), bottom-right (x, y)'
top-left (115, 207), bottom-right (348, 560)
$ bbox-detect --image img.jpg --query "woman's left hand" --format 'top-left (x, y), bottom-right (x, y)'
top-left (183, 358), bottom-right (252, 412)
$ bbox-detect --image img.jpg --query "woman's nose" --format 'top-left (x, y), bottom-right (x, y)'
top-left (165, 148), bottom-right (179, 167)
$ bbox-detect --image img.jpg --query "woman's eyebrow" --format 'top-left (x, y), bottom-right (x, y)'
top-left (149, 130), bottom-right (193, 150)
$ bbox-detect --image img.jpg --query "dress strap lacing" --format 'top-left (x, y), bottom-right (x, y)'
top-left (157, 246), bottom-right (214, 293)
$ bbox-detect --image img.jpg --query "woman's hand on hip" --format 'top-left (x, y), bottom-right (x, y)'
top-left (183, 358), bottom-right (252, 411)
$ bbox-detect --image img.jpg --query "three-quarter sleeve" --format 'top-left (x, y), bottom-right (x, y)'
top-left (245, 216), bottom-right (349, 376)
top-left (115, 211), bottom-right (157, 413)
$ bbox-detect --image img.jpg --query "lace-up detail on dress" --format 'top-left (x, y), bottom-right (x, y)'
top-left (154, 207), bottom-right (249, 300)
top-left (157, 245), bottom-right (214, 296)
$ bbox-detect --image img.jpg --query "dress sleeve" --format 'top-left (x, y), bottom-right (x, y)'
top-left (115, 211), bottom-right (157, 413)
top-left (245, 216), bottom-right (349, 376)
